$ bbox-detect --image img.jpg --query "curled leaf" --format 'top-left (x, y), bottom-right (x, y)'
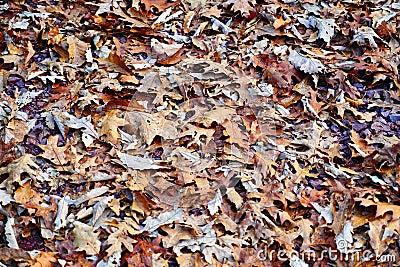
top-left (288, 50), bottom-right (325, 74)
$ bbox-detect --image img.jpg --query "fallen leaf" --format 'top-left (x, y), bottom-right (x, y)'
top-left (298, 16), bottom-right (337, 43)
top-left (5, 217), bottom-right (19, 249)
top-left (226, 0), bottom-right (255, 17)
top-left (13, 181), bottom-right (34, 205)
top-left (38, 135), bottom-right (69, 165)
top-left (116, 151), bottom-right (164, 170)
top-left (32, 252), bottom-right (57, 267)
top-left (73, 221), bottom-right (101, 255)
top-left (207, 189), bottom-right (222, 216)
top-left (357, 198), bottom-right (400, 221)
top-left (99, 110), bottom-right (126, 145)
top-left (288, 50), bottom-right (325, 74)
top-left (25, 40), bottom-right (35, 64)
top-left (0, 154), bottom-right (39, 192)
top-left (141, 0), bottom-right (181, 12)
top-left (141, 208), bottom-right (183, 232)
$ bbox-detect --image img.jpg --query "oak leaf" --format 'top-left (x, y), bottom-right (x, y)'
top-left (0, 154), bottom-right (39, 192)
top-left (67, 35), bottom-right (89, 66)
top-left (368, 214), bottom-right (392, 257)
top-left (5, 217), bottom-right (19, 249)
top-left (226, 188), bottom-right (243, 209)
top-left (151, 39), bottom-right (183, 57)
top-left (72, 222), bottom-right (101, 255)
top-left (126, 170), bottom-right (148, 191)
top-left (32, 252), bottom-right (57, 267)
top-left (222, 120), bottom-right (249, 149)
top-left (0, 248), bottom-right (32, 263)
top-left (298, 16), bottom-right (336, 43)
top-left (105, 219), bottom-right (139, 256)
top-left (226, 0), bottom-right (254, 17)
top-left (125, 112), bottom-right (178, 145)
top-left (13, 181), bottom-right (35, 205)
top-left (253, 55), bottom-right (302, 89)
top-left (97, 52), bottom-right (132, 74)
top-left (53, 197), bottom-right (69, 231)
top-left (38, 135), bottom-right (69, 165)
top-left (351, 26), bottom-right (383, 49)
top-left (99, 110), bottom-right (126, 145)
top-left (62, 112), bottom-right (99, 147)
top-left (357, 198), bottom-right (400, 221)
top-left (203, 244), bottom-right (233, 264)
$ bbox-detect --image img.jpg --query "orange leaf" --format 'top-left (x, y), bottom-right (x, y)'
top-left (141, 0), bottom-right (181, 12)
top-left (14, 182), bottom-right (35, 205)
top-left (32, 252), bottom-right (57, 267)
top-left (357, 198), bottom-right (400, 221)
top-left (98, 52), bottom-right (133, 74)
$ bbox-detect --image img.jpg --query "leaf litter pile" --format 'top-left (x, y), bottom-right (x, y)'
top-left (0, 0), bottom-right (400, 266)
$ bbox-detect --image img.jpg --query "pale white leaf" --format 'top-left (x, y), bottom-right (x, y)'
top-left (39, 75), bottom-right (65, 83)
top-left (342, 220), bottom-right (353, 244)
top-left (90, 196), bottom-right (114, 226)
top-left (62, 112), bottom-right (98, 146)
top-left (203, 244), bottom-right (233, 264)
top-left (173, 229), bottom-right (217, 256)
top-left (12, 19), bottom-right (29, 29)
top-left (141, 208), bottom-right (182, 233)
top-left (290, 255), bottom-right (308, 267)
top-left (16, 91), bottom-right (42, 108)
top-left (208, 189), bottom-right (222, 215)
top-left (117, 151), bottom-right (163, 170)
top-left (219, 235), bottom-right (249, 248)
top-left (19, 11), bottom-right (50, 20)
top-left (151, 39), bottom-right (183, 57)
top-left (289, 50), bottom-right (325, 74)
top-left (75, 186), bottom-right (109, 205)
top-left (95, 46), bottom-right (111, 58)
top-left (299, 16), bottom-right (336, 43)
top-left (54, 197), bottom-right (69, 231)
top-left (336, 220), bottom-right (353, 253)
top-left (211, 17), bottom-right (233, 34)
top-left (97, 251), bottom-right (121, 267)
top-left (0, 190), bottom-right (12, 206)
top-left (351, 26), bottom-right (383, 49)
top-left (5, 218), bottom-right (19, 249)
top-left (311, 202), bottom-right (333, 224)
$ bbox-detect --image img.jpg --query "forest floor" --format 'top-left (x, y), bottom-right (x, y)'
top-left (0, 0), bottom-right (400, 266)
